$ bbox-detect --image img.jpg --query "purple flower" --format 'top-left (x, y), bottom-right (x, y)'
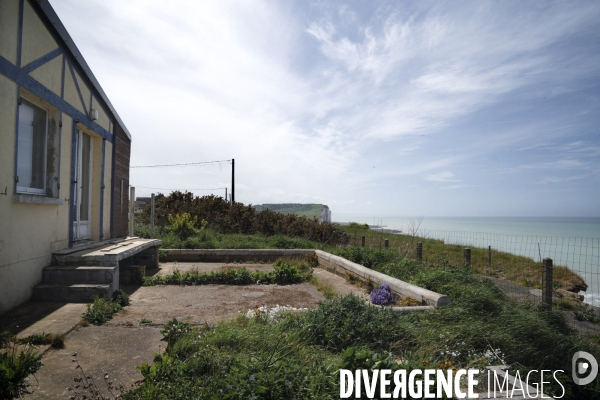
top-left (370, 283), bottom-right (395, 305)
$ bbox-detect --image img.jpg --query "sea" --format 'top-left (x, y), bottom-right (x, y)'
top-left (333, 215), bottom-right (600, 305)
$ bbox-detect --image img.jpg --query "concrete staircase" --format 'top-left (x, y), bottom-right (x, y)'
top-left (33, 265), bottom-right (118, 302)
top-left (32, 237), bottom-right (161, 303)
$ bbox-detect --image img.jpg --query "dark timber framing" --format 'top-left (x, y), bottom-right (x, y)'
top-left (2, 0), bottom-right (134, 247)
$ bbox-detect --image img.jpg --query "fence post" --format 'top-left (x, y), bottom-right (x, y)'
top-left (150, 193), bottom-right (155, 238)
top-left (361, 236), bottom-right (365, 247)
top-left (129, 186), bottom-right (135, 238)
top-left (542, 258), bottom-right (553, 307)
top-left (464, 248), bottom-right (471, 265)
top-left (417, 242), bottom-right (423, 262)
top-left (384, 239), bottom-right (389, 249)
top-left (488, 246), bottom-right (491, 268)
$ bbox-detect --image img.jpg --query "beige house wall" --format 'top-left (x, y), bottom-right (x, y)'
top-left (0, 0), bottom-right (119, 314)
top-left (0, 0), bottom-right (19, 65)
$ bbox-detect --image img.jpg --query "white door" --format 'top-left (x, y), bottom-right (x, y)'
top-left (73, 131), bottom-right (92, 241)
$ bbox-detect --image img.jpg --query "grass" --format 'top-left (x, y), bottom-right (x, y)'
top-left (137, 220), bottom-right (586, 294)
top-left (339, 225), bottom-right (586, 294)
top-left (143, 261), bottom-right (311, 286)
top-left (309, 276), bottom-right (336, 299)
top-left (17, 332), bottom-right (65, 349)
top-left (121, 286), bottom-right (600, 399)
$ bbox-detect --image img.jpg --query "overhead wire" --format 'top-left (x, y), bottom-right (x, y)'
top-left (131, 160), bottom-right (231, 168)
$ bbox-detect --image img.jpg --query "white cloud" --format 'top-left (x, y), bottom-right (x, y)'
top-left (425, 171), bottom-right (460, 182)
top-left (48, 0), bottom-right (600, 216)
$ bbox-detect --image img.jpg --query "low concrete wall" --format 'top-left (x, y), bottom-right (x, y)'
top-left (163, 248), bottom-right (450, 308)
top-left (315, 250), bottom-right (450, 307)
top-left (163, 249), bottom-right (314, 263)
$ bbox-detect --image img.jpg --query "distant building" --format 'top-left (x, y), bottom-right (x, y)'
top-left (321, 205), bottom-right (331, 223)
top-left (135, 197), bottom-right (152, 211)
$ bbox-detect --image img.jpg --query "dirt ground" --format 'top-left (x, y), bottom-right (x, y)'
top-left (22, 263), bottom-right (369, 398)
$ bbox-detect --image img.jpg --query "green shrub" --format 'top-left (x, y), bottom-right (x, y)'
top-left (82, 297), bottom-right (123, 325)
top-left (166, 213), bottom-right (205, 239)
top-left (295, 294), bottom-right (411, 352)
top-left (112, 289), bottom-right (130, 307)
top-left (160, 319), bottom-right (195, 348)
top-left (0, 343), bottom-right (42, 399)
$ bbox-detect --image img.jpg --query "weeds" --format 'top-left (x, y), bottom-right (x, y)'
top-left (309, 276), bottom-right (336, 299)
top-left (18, 332), bottom-right (65, 349)
top-left (82, 297), bottom-right (124, 325)
top-left (143, 263), bottom-right (311, 286)
top-left (0, 338), bottom-right (43, 399)
top-left (112, 289), bottom-right (130, 307)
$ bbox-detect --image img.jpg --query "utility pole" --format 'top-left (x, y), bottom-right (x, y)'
top-left (231, 158), bottom-right (235, 204)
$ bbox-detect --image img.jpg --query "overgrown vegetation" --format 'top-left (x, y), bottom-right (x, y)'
top-left (143, 261), bottom-right (311, 286)
top-left (122, 286), bottom-right (600, 399)
top-left (253, 203), bottom-right (325, 219)
top-left (17, 332), bottom-right (65, 349)
top-left (136, 192), bottom-right (346, 245)
top-left (0, 332), bottom-right (43, 399)
top-left (82, 292), bottom-right (129, 325)
top-left (339, 225), bottom-right (587, 294)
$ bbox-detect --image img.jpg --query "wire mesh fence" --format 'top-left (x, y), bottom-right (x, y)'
top-left (346, 227), bottom-right (600, 332)
top-left (417, 230), bottom-right (599, 304)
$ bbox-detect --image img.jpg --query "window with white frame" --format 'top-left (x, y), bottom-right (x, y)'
top-left (16, 98), bottom-right (60, 197)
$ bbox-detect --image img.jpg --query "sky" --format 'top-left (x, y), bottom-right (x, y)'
top-left (49, 0), bottom-right (600, 217)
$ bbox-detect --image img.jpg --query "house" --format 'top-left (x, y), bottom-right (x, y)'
top-left (0, 0), bottom-right (153, 315)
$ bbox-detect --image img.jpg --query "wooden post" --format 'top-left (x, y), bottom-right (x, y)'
top-left (129, 186), bottom-right (135, 237)
top-left (361, 236), bottom-right (365, 247)
top-left (384, 239), bottom-right (389, 249)
top-left (150, 193), bottom-right (155, 238)
top-left (488, 246), bottom-right (491, 268)
top-left (542, 258), bottom-right (553, 307)
top-left (417, 242), bottom-right (423, 262)
top-left (464, 248), bottom-right (471, 265)
top-left (231, 158), bottom-right (235, 204)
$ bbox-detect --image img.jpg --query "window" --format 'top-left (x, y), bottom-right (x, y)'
top-left (16, 98), bottom-right (59, 197)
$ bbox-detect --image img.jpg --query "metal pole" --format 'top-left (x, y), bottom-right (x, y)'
top-left (150, 193), bottom-right (155, 238)
top-left (361, 236), bottom-right (365, 247)
top-left (225, 187), bottom-right (227, 201)
top-left (129, 186), bottom-right (135, 237)
top-left (384, 239), bottom-right (389, 249)
top-left (417, 242), bottom-right (423, 262)
top-left (488, 246), bottom-right (492, 268)
top-left (231, 158), bottom-right (235, 204)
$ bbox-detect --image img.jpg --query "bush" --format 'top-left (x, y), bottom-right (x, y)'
top-left (82, 297), bottom-right (123, 325)
top-left (167, 213), bottom-right (206, 239)
top-left (138, 192), bottom-right (347, 245)
top-left (0, 343), bottom-right (43, 399)
top-left (296, 294), bottom-right (411, 352)
top-left (112, 289), bottom-right (130, 307)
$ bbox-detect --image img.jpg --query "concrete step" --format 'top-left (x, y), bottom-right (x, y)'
top-left (32, 283), bottom-right (112, 303)
top-left (42, 265), bottom-right (118, 285)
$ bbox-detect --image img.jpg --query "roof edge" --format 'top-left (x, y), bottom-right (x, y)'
top-left (36, 0), bottom-right (132, 141)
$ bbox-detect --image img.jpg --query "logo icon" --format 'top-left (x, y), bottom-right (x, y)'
top-left (572, 351), bottom-right (598, 385)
